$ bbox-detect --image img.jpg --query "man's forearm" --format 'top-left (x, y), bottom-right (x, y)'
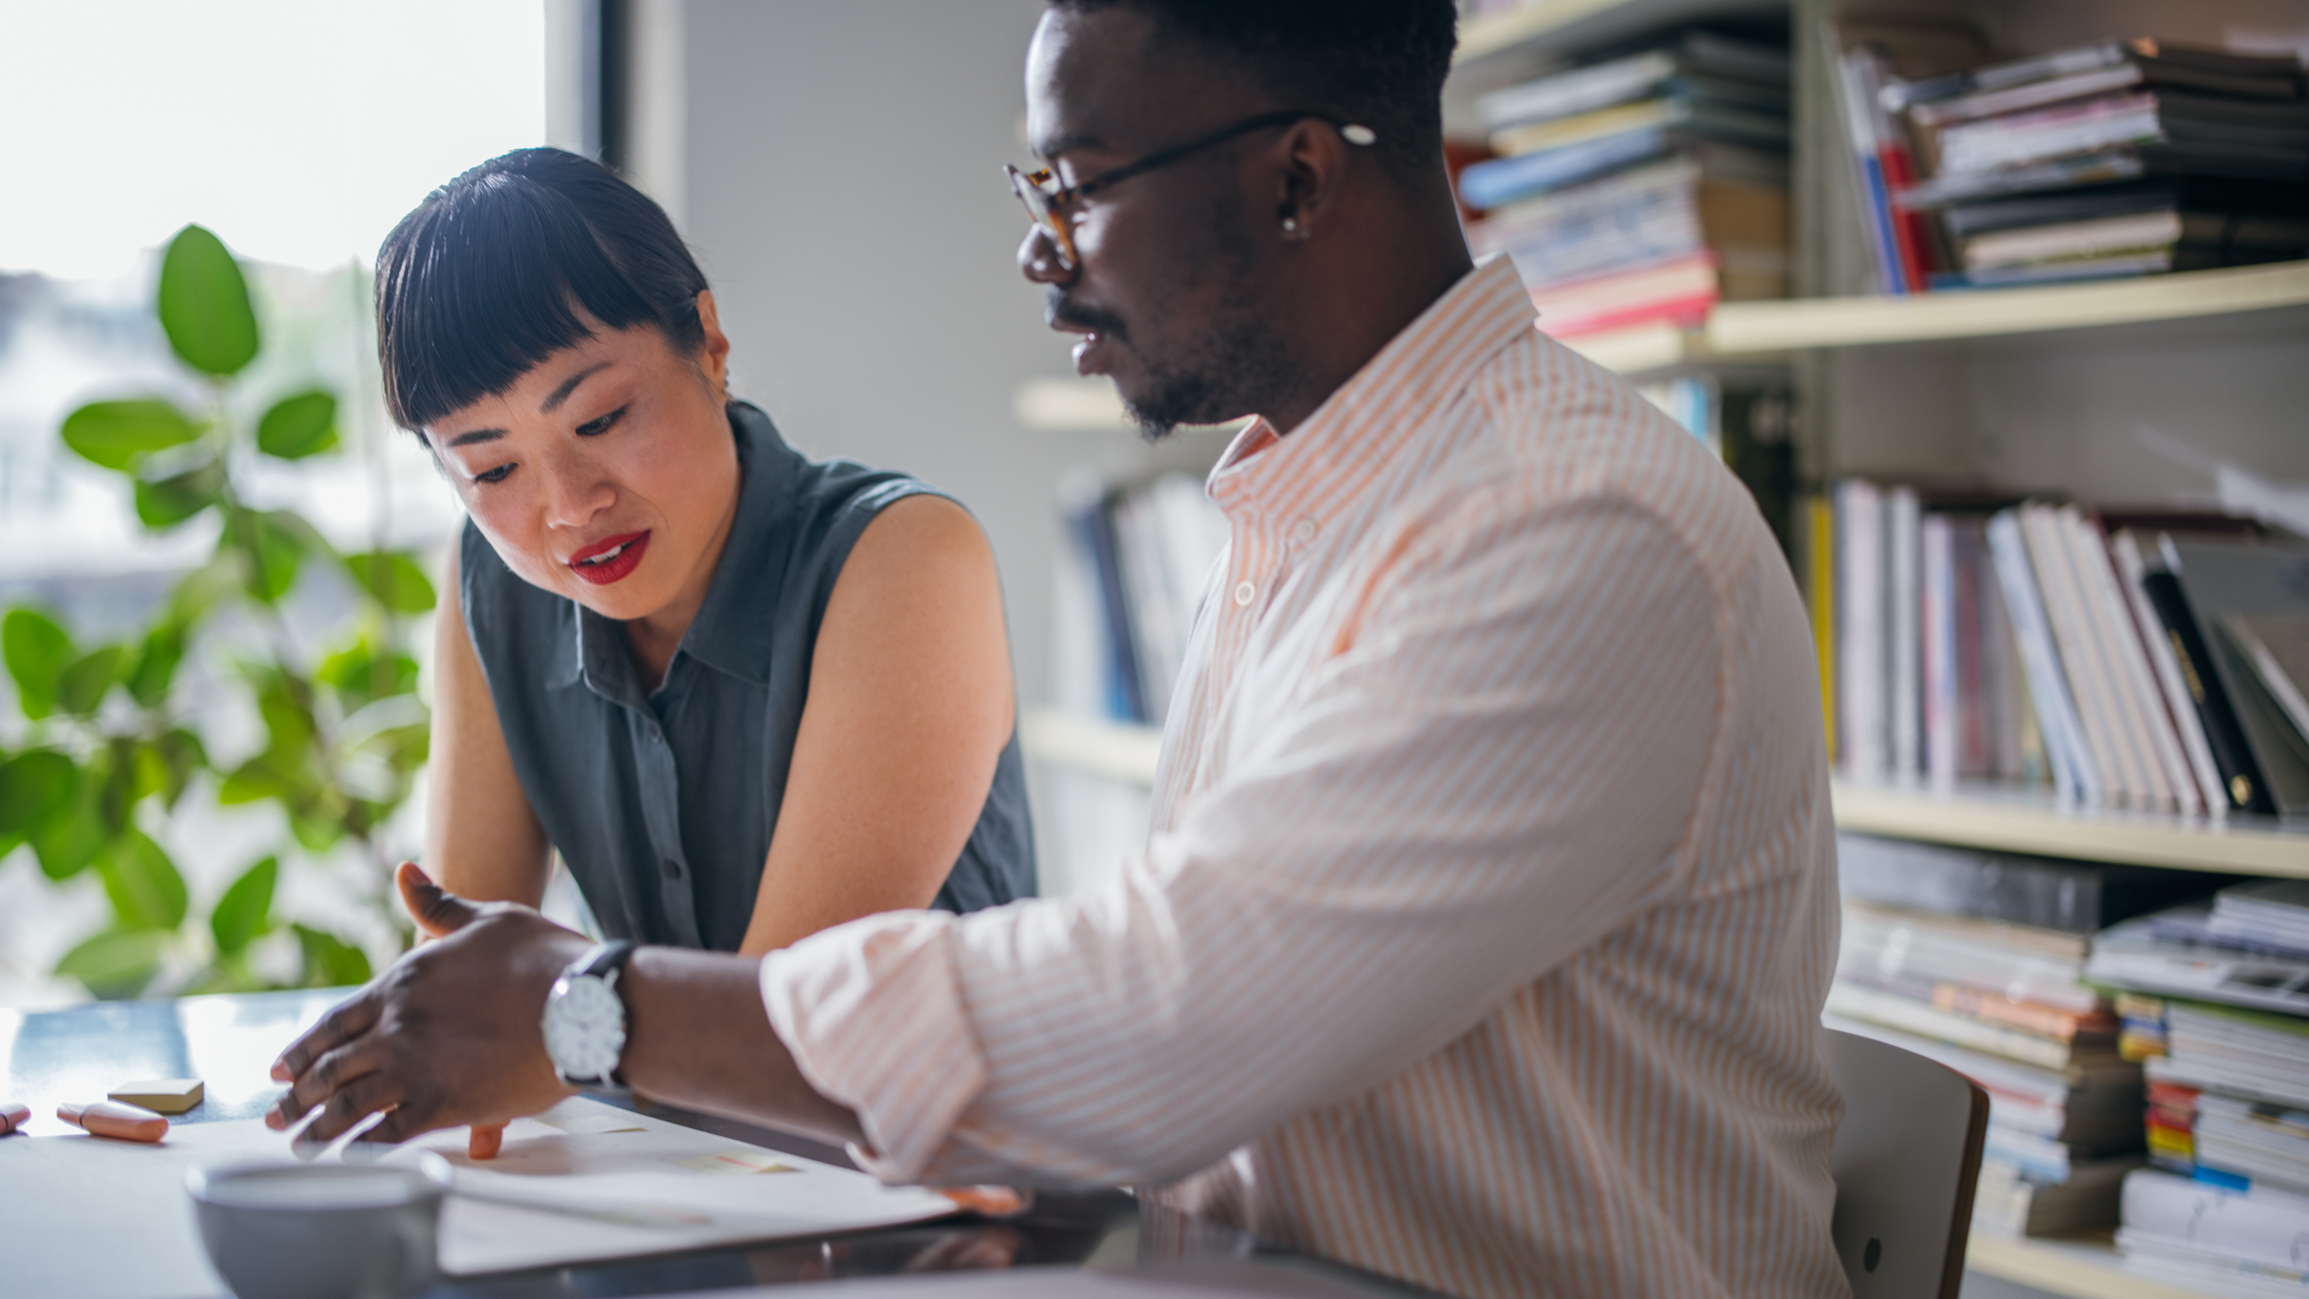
top-left (620, 946), bottom-right (864, 1150)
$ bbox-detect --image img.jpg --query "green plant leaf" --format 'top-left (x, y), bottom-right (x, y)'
top-left (151, 728), bottom-right (206, 806)
top-left (226, 508), bottom-right (309, 602)
top-left (0, 751), bottom-right (76, 835)
top-left (345, 550), bottom-right (436, 614)
top-left (60, 400), bottom-right (199, 471)
top-left (158, 225), bottom-right (259, 377)
top-left (256, 390), bottom-right (338, 459)
top-left (168, 555), bottom-right (239, 625)
top-left (125, 622), bottom-right (186, 708)
top-left (134, 458), bottom-right (226, 528)
top-left (318, 636), bottom-right (419, 712)
top-left (28, 766), bottom-right (104, 880)
top-left (55, 645), bottom-right (126, 716)
top-left (294, 924), bottom-right (372, 989)
top-left (210, 856), bottom-right (277, 956)
top-left (55, 928), bottom-right (168, 999)
top-left (98, 827), bottom-right (188, 931)
top-left (2, 608), bottom-right (75, 719)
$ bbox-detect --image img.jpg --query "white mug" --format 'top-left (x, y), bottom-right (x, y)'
top-left (186, 1155), bottom-right (452, 1299)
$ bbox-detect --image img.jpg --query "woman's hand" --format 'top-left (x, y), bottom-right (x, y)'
top-left (267, 863), bottom-right (589, 1148)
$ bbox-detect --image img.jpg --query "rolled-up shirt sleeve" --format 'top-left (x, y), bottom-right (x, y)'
top-left (760, 488), bottom-right (1725, 1188)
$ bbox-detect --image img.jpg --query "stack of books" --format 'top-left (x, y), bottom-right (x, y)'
top-left (1824, 834), bottom-right (2219, 1235)
top-left (2083, 879), bottom-right (2309, 1293)
top-left (1053, 471), bottom-right (1229, 728)
top-left (1842, 36), bottom-right (2309, 291)
top-left (1812, 481), bottom-right (2309, 814)
top-left (1458, 30), bottom-right (1792, 337)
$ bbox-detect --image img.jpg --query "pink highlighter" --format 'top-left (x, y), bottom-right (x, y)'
top-left (58, 1100), bottom-right (169, 1142)
top-left (0, 1102), bottom-right (30, 1135)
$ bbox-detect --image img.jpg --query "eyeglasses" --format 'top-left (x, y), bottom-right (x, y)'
top-left (1007, 110), bottom-right (1378, 271)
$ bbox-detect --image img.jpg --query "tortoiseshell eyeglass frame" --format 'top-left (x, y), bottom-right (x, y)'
top-left (1007, 110), bottom-right (1378, 270)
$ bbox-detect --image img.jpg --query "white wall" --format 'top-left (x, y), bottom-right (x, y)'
top-left (655, 0), bottom-right (1215, 702)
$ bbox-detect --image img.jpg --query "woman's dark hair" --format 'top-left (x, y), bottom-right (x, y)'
top-left (375, 147), bottom-right (708, 431)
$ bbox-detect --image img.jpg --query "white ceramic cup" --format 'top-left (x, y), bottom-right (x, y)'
top-left (186, 1155), bottom-right (452, 1299)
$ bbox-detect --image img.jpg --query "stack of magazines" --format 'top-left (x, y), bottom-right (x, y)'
top-left (2083, 880), bottom-right (2309, 1294)
top-left (1823, 834), bottom-right (2227, 1235)
top-left (1842, 36), bottom-right (2309, 291)
top-left (1814, 482), bottom-right (2309, 815)
top-left (1458, 29), bottom-right (1792, 337)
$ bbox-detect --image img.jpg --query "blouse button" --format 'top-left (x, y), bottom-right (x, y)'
top-left (1292, 518), bottom-right (1317, 544)
top-left (1233, 580), bottom-right (1256, 607)
top-left (661, 860), bottom-right (682, 879)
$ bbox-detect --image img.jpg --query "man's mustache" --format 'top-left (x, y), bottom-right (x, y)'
top-left (1045, 288), bottom-right (1127, 339)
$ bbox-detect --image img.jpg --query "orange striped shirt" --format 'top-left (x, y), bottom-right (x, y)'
top-left (761, 257), bottom-right (1847, 1298)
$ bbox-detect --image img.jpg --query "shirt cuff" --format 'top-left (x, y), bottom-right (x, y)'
top-left (758, 911), bottom-right (987, 1183)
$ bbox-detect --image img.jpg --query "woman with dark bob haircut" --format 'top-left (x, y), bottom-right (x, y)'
top-left (376, 149), bottom-right (1035, 1074)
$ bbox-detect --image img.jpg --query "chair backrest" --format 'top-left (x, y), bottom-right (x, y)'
top-left (1823, 1028), bottom-right (1991, 1299)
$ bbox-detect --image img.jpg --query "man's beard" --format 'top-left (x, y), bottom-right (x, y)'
top-left (1119, 308), bottom-right (1295, 442)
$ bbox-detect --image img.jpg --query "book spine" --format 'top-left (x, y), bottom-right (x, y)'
top-left (2112, 531), bottom-right (2230, 815)
top-left (2062, 507), bottom-right (2190, 812)
top-left (1923, 513), bottom-right (1958, 787)
top-left (1987, 511), bottom-right (2098, 802)
top-left (1891, 487), bottom-right (1923, 780)
top-left (1836, 49), bottom-right (1909, 294)
top-left (2140, 570), bottom-right (2274, 814)
top-left (1837, 480), bottom-right (1888, 779)
top-left (1807, 495), bottom-right (1837, 765)
top-left (2022, 503), bottom-right (2145, 804)
top-left (1067, 492), bottom-right (1147, 724)
top-left (1826, 982), bottom-right (2082, 1069)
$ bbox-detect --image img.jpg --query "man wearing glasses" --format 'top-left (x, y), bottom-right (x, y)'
top-left (272, 3), bottom-right (1847, 1295)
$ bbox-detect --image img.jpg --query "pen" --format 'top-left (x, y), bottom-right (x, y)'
top-left (0, 1102), bottom-right (29, 1136)
top-left (58, 1100), bottom-right (169, 1142)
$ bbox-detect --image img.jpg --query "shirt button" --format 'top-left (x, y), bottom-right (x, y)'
top-left (661, 860), bottom-right (682, 879)
top-left (1292, 518), bottom-right (1317, 544)
top-left (1233, 580), bottom-right (1256, 607)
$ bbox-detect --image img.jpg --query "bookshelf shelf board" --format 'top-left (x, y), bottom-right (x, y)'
top-left (1706, 260), bottom-right (2309, 355)
top-left (1831, 781), bottom-right (2309, 878)
top-left (1022, 708), bottom-right (1163, 786)
top-left (1967, 1233), bottom-right (2212, 1299)
top-left (1456, 0), bottom-right (1786, 66)
top-left (1554, 320), bottom-right (1706, 373)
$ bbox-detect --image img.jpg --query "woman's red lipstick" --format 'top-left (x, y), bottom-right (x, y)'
top-left (568, 530), bottom-right (649, 585)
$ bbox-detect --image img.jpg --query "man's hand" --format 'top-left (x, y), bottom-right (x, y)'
top-left (267, 862), bottom-right (592, 1148)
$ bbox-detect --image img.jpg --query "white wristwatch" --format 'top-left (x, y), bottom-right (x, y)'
top-left (541, 940), bottom-right (637, 1095)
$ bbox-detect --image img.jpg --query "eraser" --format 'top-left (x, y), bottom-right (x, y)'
top-left (109, 1078), bottom-right (203, 1114)
top-left (0, 1102), bottom-right (29, 1136)
top-left (58, 1100), bottom-right (169, 1143)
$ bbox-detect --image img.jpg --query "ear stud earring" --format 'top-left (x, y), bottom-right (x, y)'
top-left (1281, 217), bottom-right (1300, 234)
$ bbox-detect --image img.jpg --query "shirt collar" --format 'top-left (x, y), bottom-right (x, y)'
top-left (1206, 255), bottom-right (1534, 531)
top-left (554, 401), bottom-right (796, 705)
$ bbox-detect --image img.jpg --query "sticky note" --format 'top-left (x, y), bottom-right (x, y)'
top-left (109, 1079), bottom-right (203, 1114)
top-left (672, 1150), bottom-right (795, 1174)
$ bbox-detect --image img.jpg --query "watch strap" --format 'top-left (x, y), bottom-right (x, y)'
top-left (574, 939), bottom-right (639, 982)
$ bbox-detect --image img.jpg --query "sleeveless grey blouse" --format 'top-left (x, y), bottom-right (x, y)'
top-left (458, 401), bottom-right (1036, 949)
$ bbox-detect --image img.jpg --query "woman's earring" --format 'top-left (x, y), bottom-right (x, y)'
top-left (1281, 215), bottom-right (1304, 238)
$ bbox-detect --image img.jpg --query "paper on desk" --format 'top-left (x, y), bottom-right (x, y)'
top-left (0, 1097), bottom-right (955, 1299)
top-left (378, 1096), bottom-right (957, 1275)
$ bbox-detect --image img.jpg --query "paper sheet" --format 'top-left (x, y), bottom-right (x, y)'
top-left (382, 1097), bottom-right (958, 1275)
top-left (0, 1097), bottom-right (955, 1299)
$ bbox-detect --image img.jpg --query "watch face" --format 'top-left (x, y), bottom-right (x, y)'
top-left (543, 975), bottom-right (626, 1082)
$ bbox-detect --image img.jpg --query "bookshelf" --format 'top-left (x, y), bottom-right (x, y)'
top-left (1024, 708), bottom-right (2309, 878)
top-left (1966, 1234), bottom-right (2210, 1299)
